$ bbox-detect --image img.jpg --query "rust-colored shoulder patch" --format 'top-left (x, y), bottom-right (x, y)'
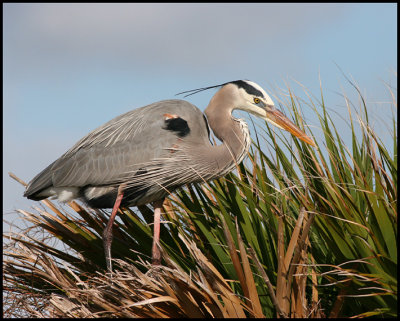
top-left (163, 113), bottom-right (179, 120)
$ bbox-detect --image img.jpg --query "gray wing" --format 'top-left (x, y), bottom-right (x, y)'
top-left (24, 99), bottom-right (211, 198)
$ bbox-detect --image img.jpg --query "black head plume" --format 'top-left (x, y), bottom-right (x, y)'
top-left (176, 80), bottom-right (265, 98)
top-left (175, 83), bottom-right (225, 98)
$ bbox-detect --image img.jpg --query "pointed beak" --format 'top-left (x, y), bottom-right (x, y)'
top-left (265, 109), bottom-right (316, 147)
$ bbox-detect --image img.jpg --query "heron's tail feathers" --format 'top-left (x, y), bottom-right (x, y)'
top-left (24, 161), bottom-right (55, 200)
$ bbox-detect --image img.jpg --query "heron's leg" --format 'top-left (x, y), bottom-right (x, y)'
top-left (151, 199), bottom-right (164, 265)
top-left (103, 186), bottom-right (125, 272)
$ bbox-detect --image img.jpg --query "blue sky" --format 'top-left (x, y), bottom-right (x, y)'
top-left (3, 3), bottom-right (397, 224)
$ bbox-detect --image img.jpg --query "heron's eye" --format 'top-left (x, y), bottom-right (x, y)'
top-left (253, 97), bottom-right (260, 104)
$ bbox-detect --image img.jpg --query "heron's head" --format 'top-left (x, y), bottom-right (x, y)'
top-left (226, 80), bottom-right (316, 146)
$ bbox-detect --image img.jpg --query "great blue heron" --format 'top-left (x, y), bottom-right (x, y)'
top-left (24, 80), bottom-right (315, 271)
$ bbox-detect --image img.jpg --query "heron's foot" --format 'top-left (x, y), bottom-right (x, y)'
top-left (151, 243), bottom-right (162, 265)
top-left (103, 230), bottom-right (114, 273)
top-left (152, 256), bottom-right (161, 266)
top-left (106, 256), bottom-right (113, 273)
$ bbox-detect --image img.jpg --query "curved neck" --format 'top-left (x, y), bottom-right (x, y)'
top-left (201, 87), bottom-right (251, 175)
top-left (205, 110), bottom-right (249, 162)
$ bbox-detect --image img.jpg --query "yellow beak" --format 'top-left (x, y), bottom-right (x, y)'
top-left (265, 109), bottom-right (316, 147)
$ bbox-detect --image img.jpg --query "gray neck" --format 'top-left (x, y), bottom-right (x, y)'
top-left (205, 110), bottom-right (250, 163)
top-left (164, 85), bottom-right (251, 189)
top-left (198, 86), bottom-right (251, 178)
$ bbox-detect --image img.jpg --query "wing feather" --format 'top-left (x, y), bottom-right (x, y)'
top-left (24, 99), bottom-right (211, 198)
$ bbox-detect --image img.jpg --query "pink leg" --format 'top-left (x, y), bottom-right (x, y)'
top-left (151, 199), bottom-right (164, 265)
top-left (103, 187), bottom-right (124, 272)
